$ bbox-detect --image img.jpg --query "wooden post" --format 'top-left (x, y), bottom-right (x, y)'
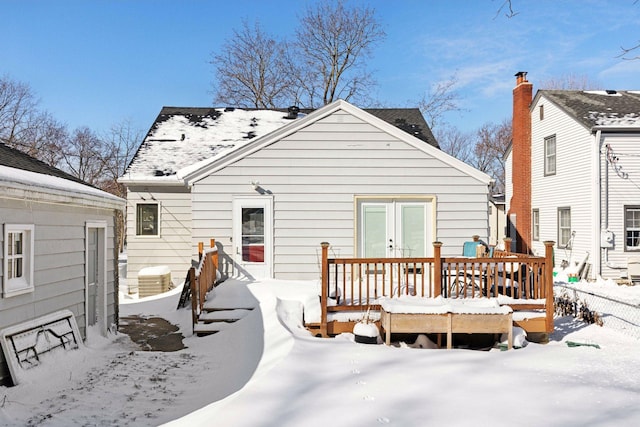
top-left (189, 267), bottom-right (197, 333)
top-left (211, 238), bottom-right (219, 279)
top-left (433, 242), bottom-right (443, 297)
top-left (198, 241), bottom-right (204, 261)
top-left (544, 241), bottom-right (555, 333)
top-left (503, 237), bottom-right (512, 254)
top-left (320, 242), bottom-right (330, 337)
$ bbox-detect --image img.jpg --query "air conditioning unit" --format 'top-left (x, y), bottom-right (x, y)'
top-left (137, 266), bottom-right (172, 297)
top-left (627, 258), bottom-right (640, 285)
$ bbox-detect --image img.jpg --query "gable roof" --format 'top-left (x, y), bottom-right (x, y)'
top-left (120, 103), bottom-right (439, 184)
top-left (534, 90), bottom-right (640, 130)
top-left (0, 143), bottom-right (86, 185)
top-left (180, 99), bottom-right (491, 186)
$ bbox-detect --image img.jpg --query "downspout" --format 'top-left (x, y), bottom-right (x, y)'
top-left (592, 129), bottom-right (601, 279)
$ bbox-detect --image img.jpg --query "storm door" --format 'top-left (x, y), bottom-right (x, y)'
top-left (232, 197), bottom-right (273, 279)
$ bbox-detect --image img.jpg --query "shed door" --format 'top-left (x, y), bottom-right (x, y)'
top-left (360, 200), bottom-right (433, 258)
top-left (85, 222), bottom-right (107, 336)
top-left (87, 228), bottom-right (99, 326)
top-left (232, 197), bottom-right (273, 279)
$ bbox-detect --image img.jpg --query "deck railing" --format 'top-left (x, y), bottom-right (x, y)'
top-left (189, 239), bottom-right (219, 329)
top-left (319, 240), bottom-right (555, 337)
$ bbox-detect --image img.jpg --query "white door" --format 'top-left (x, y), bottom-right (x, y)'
top-left (87, 228), bottom-right (99, 326)
top-left (85, 222), bottom-right (107, 336)
top-left (232, 196), bottom-right (273, 279)
top-left (360, 200), bottom-right (433, 258)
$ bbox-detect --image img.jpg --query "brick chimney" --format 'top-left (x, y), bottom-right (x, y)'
top-left (509, 71), bottom-right (533, 254)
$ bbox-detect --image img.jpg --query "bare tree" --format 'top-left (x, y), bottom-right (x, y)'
top-left (101, 119), bottom-right (142, 197)
top-left (0, 75), bottom-right (72, 166)
top-left (212, 21), bottom-right (294, 108)
top-left (434, 124), bottom-right (474, 163)
top-left (0, 75), bottom-right (39, 147)
top-left (539, 73), bottom-right (602, 90)
top-left (418, 75), bottom-right (464, 131)
top-left (60, 127), bottom-right (110, 185)
top-left (471, 119), bottom-right (511, 193)
top-left (292, 0), bottom-right (385, 107)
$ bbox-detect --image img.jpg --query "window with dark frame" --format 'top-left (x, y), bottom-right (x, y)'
top-left (136, 203), bottom-right (159, 236)
top-left (532, 209), bottom-right (539, 241)
top-left (544, 135), bottom-right (556, 176)
top-left (558, 207), bottom-right (571, 248)
top-left (625, 206), bottom-right (640, 251)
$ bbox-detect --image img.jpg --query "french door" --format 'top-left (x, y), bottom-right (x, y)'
top-left (359, 199), bottom-right (433, 258)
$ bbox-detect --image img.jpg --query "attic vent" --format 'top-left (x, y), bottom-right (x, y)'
top-left (606, 90), bottom-right (617, 95)
top-left (285, 106), bottom-right (300, 119)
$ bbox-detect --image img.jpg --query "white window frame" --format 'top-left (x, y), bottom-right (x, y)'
top-left (557, 207), bottom-right (571, 248)
top-left (135, 202), bottom-right (160, 237)
top-left (624, 206), bottom-right (640, 252)
top-left (532, 209), bottom-right (540, 241)
top-left (544, 135), bottom-right (556, 176)
top-left (3, 224), bottom-right (35, 297)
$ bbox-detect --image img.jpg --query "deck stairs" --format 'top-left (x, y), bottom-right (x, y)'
top-left (193, 280), bottom-right (259, 336)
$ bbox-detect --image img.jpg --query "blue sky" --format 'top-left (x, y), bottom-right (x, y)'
top-left (2, 0), bottom-right (640, 137)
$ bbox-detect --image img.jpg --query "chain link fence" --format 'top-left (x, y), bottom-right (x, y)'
top-left (554, 283), bottom-right (640, 340)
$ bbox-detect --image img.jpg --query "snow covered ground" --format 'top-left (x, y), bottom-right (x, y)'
top-left (0, 278), bottom-right (639, 426)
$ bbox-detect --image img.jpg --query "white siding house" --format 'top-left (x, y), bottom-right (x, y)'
top-left (0, 144), bottom-right (124, 385)
top-left (507, 80), bottom-right (640, 280)
top-left (121, 100), bottom-right (493, 284)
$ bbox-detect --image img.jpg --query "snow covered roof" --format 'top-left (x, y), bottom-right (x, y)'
top-left (0, 164), bottom-right (124, 209)
top-left (120, 105), bottom-right (438, 184)
top-left (0, 142), bottom-right (87, 184)
top-left (0, 143), bottom-right (123, 209)
top-left (535, 90), bottom-right (640, 129)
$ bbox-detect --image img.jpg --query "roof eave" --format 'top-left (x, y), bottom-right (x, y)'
top-left (118, 176), bottom-right (188, 187)
top-left (590, 126), bottom-right (640, 133)
top-left (1, 182), bottom-right (125, 211)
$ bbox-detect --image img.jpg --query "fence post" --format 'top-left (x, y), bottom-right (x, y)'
top-left (198, 241), bottom-right (204, 261)
top-left (189, 267), bottom-right (197, 333)
top-left (433, 242), bottom-right (443, 297)
top-left (544, 241), bottom-right (555, 332)
top-left (211, 238), bottom-right (219, 280)
top-left (320, 242), bottom-right (330, 337)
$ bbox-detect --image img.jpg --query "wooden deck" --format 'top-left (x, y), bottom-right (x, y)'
top-left (315, 240), bottom-right (555, 341)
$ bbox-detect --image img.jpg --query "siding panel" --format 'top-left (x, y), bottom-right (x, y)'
top-left (192, 109), bottom-right (489, 280)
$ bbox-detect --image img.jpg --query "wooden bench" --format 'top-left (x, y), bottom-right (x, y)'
top-left (379, 297), bottom-right (513, 350)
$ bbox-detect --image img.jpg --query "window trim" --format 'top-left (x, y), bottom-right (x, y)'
top-left (135, 202), bottom-right (160, 237)
top-left (624, 205), bottom-right (640, 252)
top-left (557, 207), bottom-right (571, 249)
top-left (3, 224), bottom-right (35, 297)
top-left (544, 135), bottom-right (556, 176)
top-left (532, 209), bottom-right (540, 241)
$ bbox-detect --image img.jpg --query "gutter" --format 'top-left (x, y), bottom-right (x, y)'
top-left (1, 183), bottom-right (124, 211)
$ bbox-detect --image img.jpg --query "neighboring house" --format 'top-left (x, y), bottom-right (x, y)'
top-left (0, 143), bottom-right (124, 385)
top-left (506, 71), bottom-right (640, 280)
top-left (120, 100), bottom-right (493, 285)
top-left (488, 193), bottom-right (506, 247)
